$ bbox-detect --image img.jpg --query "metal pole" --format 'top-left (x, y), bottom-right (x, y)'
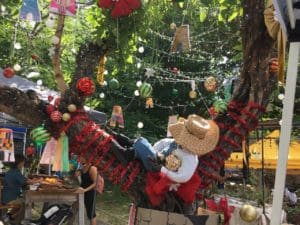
top-left (261, 125), bottom-right (265, 215)
top-left (270, 42), bottom-right (300, 225)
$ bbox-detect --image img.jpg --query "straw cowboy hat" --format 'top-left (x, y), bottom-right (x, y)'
top-left (169, 114), bottom-right (219, 156)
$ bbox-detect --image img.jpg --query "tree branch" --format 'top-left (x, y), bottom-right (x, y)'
top-left (52, 15), bottom-right (68, 93)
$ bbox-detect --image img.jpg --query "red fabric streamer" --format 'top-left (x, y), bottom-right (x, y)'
top-left (76, 77), bottom-right (95, 96)
top-left (205, 197), bottom-right (235, 225)
top-left (122, 164), bottom-right (140, 192)
top-left (145, 172), bottom-right (201, 206)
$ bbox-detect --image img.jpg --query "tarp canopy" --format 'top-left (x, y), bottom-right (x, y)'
top-left (225, 130), bottom-right (300, 174)
top-left (0, 75), bottom-right (107, 125)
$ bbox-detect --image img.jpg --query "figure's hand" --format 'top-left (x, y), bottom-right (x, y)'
top-left (269, 58), bottom-right (279, 73)
top-left (148, 156), bottom-right (162, 173)
top-left (75, 187), bottom-right (85, 194)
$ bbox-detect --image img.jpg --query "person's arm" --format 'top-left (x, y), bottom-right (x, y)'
top-left (160, 152), bottom-right (198, 183)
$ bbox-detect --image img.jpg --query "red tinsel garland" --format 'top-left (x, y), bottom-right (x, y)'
top-left (122, 163), bottom-right (140, 192)
top-left (79, 130), bottom-right (104, 157)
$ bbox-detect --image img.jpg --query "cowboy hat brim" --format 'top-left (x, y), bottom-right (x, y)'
top-left (169, 119), bottom-right (219, 156)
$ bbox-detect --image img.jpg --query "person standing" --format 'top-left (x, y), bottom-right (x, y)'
top-left (75, 156), bottom-right (97, 225)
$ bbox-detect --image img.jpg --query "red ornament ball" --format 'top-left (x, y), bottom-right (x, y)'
top-left (76, 77), bottom-right (95, 96)
top-left (3, 67), bottom-right (15, 78)
top-left (48, 95), bottom-right (54, 102)
top-left (26, 145), bottom-right (35, 156)
top-left (31, 54), bottom-right (39, 60)
top-left (46, 104), bottom-right (56, 115)
top-left (50, 111), bottom-right (62, 122)
top-left (172, 67), bottom-right (179, 74)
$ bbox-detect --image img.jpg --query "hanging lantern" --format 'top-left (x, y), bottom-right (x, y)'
top-left (30, 126), bottom-right (51, 147)
top-left (145, 98), bottom-right (154, 109)
top-left (204, 76), bottom-right (217, 92)
top-left (213, 99), bottom-right (227, 113)
top-left (50, 111), bottom-right (62, 122)
top-left (19, 0), bottom-right (41, 22)
top-left (110, 105), bottom-right (124, 128)
top-left (170, 24), bottom-right (191, 53)
top-left (67, 104), bottom-right (77, 113)
top-left (239, 204), bottom-right (257, 223)
top-left (139, 82), bottom-right (153, 98)
top-left (49, 0), bottom-right (77, 16)
top-left (3, 67), bottom-right (15, 78)
top-left (109, 78), bottom-right (120, 90)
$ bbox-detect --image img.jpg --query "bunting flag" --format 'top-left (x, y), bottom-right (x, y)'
top-left (40, 138), bottom-right (57, 165)
top-left (170, 25), bottom-right (191, 53)
top-left (49, 0), bottom-right (77, 16)
top-left (19, 0), bottom-right (41, 22)
top-left (52, 135), bottom-right (70, 172)
top-left (145, 98), bottom-right (154, 109)
top-left (110, 105), bottom-right (124, 128)
top-left (0, 128), bottom-right (14, 152)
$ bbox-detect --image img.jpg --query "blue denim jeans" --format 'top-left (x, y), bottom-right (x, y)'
top-left (133, 137), bottom-right (157, 172)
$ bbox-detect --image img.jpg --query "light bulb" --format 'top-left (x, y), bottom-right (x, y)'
top-left (137, 62), bottom-right (142, 69)
top-left (136, 81), bottom-right (142, 87)
top-left (99, 93), bottom-right (105, 98)
top-left (14, 42), bottom-right (22, 50)
top-left (45, 19), bottom-right (55, 28)
top-left (103, 81), bottom-right (108, 86)
top-left (134, 90), bottom-right (140, 96)
top-left (37, 80), bottom-right (43, 86)
top-left (278, 94), bottom-right (284, 101)
top-left (104, 70), bottom-right (108, 75)
top-left (13, 64), bottom-right (21, 71)
top-left (137, 122), bottom-right (144, 129)
top-left (138, 46), bottom-right (144, 53)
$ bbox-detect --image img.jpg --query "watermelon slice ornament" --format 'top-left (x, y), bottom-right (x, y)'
top-left (139, 82), bottom-right (153, 98)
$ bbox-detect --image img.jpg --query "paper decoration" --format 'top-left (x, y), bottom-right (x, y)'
top-left (40, 138), bottom-right (57, 165)
top-left (167, 115), bottom-right (178, 137)
top-left (110, 105), bottom-right (124, 128)
top-left (97, 55), bottom-right (106, 85)
top-left (52, 135), bottom-right (69, 172)
top-left (19, 0), bottom-right (41, 22)
top-left (170, 25), bottom-right (191, 53)
top-left (49, 0), bottom-right (76, 16)
top-left (0, 128), bottom-right (14, 152)
top-left (146, 98), bottom-right (154, 109)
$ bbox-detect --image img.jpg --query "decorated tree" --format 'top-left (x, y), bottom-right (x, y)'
top-left (0, 0), bottom-right (281, 212)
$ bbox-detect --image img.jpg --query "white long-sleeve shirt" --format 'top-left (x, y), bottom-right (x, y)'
top-left (153, 138), bottom-right (199, 183)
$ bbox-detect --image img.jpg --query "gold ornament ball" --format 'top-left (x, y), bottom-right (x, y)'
top-left (189, 90), bottom-right (197, 99)
top-left (62, 113), bottom-right (71, 122)
top-left (67, 104), bottom-right (77, 113)
top-left (239, 204), bottom-right (257, 222)
top-left (204, 76), bottom-right (217, 92)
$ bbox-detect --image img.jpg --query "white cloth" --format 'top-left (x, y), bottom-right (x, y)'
top-left (153, 138), bottom-right (199, 183)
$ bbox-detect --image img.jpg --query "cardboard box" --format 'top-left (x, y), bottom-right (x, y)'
top-left (134, 207), bottom-right (220, 225)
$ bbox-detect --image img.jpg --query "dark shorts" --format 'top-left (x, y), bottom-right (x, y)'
top-left (84, 190), bottom-right (96, 219)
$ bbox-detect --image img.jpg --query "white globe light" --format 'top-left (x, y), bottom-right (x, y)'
top-left (170, 23), bottom-right (177, 30)
top-left (136, 81), bottom-right (142, 87)
top-left (14, 42), bottom-right (22, 50)
top-left (278, 94), bottom-right (285, 100)
top-left (45, 19), bottom-right (55, 28)
top-left (51, 36), bottom-right (60, 45)
top-left (99, 93), bottom-right (105, 98)
top-left (104, 70), bottom-right (108, 75)
top-left (71, 48), bottom-right (76, 54)
top-left (37, 80), bottom-right (43, 86)
top-left (13, 64), bottom-right (21, 71)
top-left (138, 46), bottom-right (145, 53)
top-left (137, 62), bottom-right (142, 69)
top-left (137, 122), bottom-right (144, 129)
top-left (103, 81), bottom-right (108, 86)
top-left (27, 71), bottom-right (40, 78)
top-left (134, 90), bottom-right (140, 96)
top-left (279, 120), bottom-right (282, 126)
